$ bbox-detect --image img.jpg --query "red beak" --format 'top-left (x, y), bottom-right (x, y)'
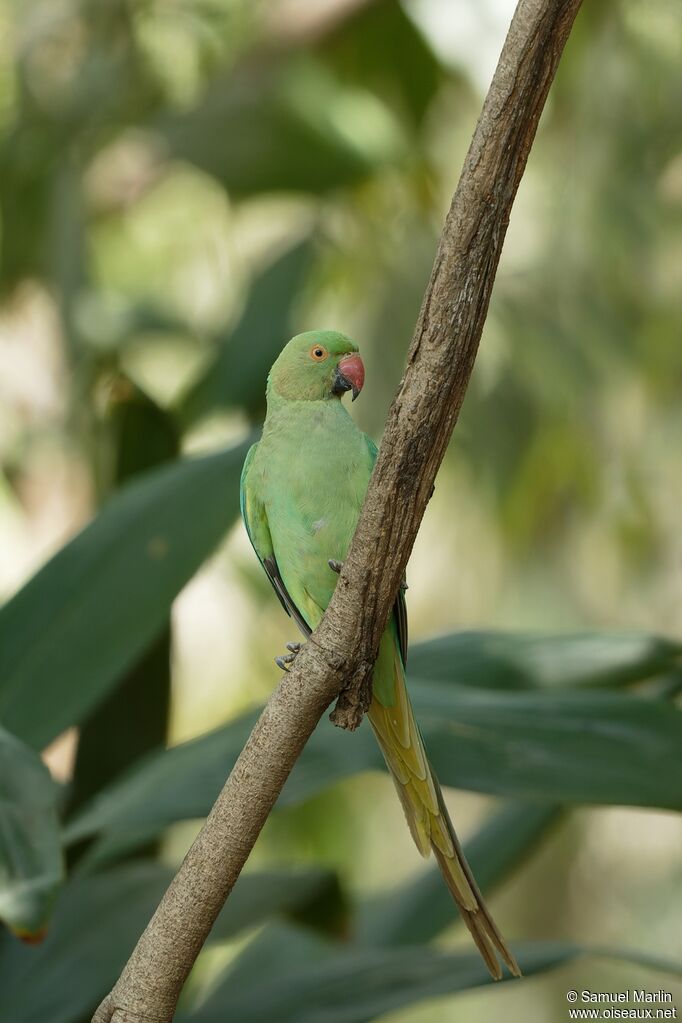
top-left (336, 354), bottom-right (365, 401)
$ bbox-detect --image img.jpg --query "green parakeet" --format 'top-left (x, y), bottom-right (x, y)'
top-left (240, 330), bottom-right (520, 979)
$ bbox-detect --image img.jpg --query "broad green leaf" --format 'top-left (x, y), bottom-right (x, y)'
top-left (179, 237), bottom-right (313, 427)
top-left (63, 710), bottom-right (380, 850)
top-left (69, 384), bottom-right (179, 817)
top-left (65, 679), bottom-right (681, 856)
top-left (208, 868), bottom-right (342, 944)
top-left (463, 801), bottom-right (561, 892)
top-left (207, 921), bottom-right (335, 991)
top-left (413, 683), bottom-right (682, 808)
top-left (0, 441), bottom-right (251, 750)
top-left (75, 823), bottom-right (170, 874)
top-left (182, 926), bottom-right (556, 1023)
top-left (0, 865), bottom-right (343, 1023)
top-left (0, 864), bottom-right (173, 1023)
top-left (409, 630), bottom-right (682, 690)
top-left (63, 710), bottom-right (257, 847)
top-left (160, 60), bottom-right (403, 197)
top-left (182, 923), bottom-right (682, 1023)
top-left (359, 801), bottom-right (561, 947)
top-left (67, 629), bottom-right (172, 828)
top-left (0, 726), bottom-right (63, 938)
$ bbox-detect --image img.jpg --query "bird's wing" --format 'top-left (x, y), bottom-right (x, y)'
top-left (364, 435), bottom-right (408, 665)
top-left (240, 443), bottom-right (312, 638)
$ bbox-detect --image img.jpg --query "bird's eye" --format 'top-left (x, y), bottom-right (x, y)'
top-left (309, 344), bottom-right (329, 362)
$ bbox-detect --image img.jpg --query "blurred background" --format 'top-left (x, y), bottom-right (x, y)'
top-left (0, 1), bottom-right (681, 1021)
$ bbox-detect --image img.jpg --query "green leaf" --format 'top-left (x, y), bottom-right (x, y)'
top-left (0, 726), bottom-right (63, 938)
top-left (178, 237), bottom-right (314, 427)
top-left (65, 676), bottom-right (682, 854)
top-left (160, 60), bottom-right (403, 197)
top-left (0, 441), bottom-right (251, 750)
top-left (413, 683), bottom-right (682, 808)
top-left (0, 865), bottom-right (344, 1023)
top-left (69, 384), bottom-right (179, 819)
top-left (67, 629), bottom-right (172, 831)
top-left (409, 630), bottom-right (682, 690)
top-left (463, 801), bottom-right (561, 892)
top-left (182, 924), bottom-right (682, 1023)
top-left (63, 711), bottom-right (380, 851)
top-left (182, 926), bottom-right (557, 1022)
top-left (75, 823), bottom-right (169, 874)
top-left (207, 868), bottom-right (342, 944)
top-left (0, 864), bottom-right (173, 1023)
top-left (359, 801), bottom-right (561, 947)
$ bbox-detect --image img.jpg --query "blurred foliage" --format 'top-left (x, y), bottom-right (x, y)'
top-left (0, 0), bottom-right (681, 1021)
top-left (0, 725), bottom-right (62, 937)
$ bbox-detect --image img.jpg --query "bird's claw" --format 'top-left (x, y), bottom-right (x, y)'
top-left (275, 641), bottom-right (303, 672)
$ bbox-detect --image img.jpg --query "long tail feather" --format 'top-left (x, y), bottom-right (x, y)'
top-left (367, 653), bottom-right (521, 980)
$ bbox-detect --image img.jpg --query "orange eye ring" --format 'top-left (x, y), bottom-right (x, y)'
top-left (309, 344), bottom-right (329, 362)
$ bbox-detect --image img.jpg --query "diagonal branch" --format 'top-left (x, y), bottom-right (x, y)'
top-left (93, 1), bottom-right (582, 1019)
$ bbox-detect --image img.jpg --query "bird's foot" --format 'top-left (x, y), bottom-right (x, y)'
top-left (275, 641), bottom-right (303, 672)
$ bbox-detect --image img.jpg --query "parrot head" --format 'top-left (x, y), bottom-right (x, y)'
top-left (267, 330), bottom-right (365, 403)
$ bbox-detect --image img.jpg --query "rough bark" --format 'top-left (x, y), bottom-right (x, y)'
top-left (93, 1), bottom-right (583, 1019)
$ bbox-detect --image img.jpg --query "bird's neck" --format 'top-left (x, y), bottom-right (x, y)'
top-left (263, 393), bottom-right (352, 437)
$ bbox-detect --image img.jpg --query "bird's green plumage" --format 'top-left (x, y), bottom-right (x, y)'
top-left (240, 330), bottom-right (520, 980)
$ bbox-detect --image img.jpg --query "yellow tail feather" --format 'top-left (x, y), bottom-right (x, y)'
top-left (367, 655), bottom-right (521, 981)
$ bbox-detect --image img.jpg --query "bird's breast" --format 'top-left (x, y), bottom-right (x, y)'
top-left (258, 410), bottom-right (372, 612)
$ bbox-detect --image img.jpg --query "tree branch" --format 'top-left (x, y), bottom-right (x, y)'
top-left (93, 1), bottom-right (582, 1019)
